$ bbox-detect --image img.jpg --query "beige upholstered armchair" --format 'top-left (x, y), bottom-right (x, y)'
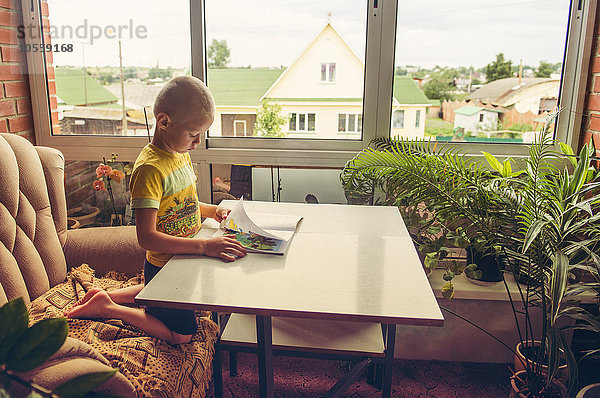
top-left (0, 134), bottom-right (217, 397)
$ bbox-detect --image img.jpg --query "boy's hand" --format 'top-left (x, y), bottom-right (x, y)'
top-left (213, 206), bottom-right (230, 223)
top-left (200, 235), bottom-right (246, 262)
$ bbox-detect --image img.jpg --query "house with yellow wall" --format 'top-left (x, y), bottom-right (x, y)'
top-left (209, 23), bottom-right (429, 139)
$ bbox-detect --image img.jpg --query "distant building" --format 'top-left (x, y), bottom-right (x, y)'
top-left (209, 22), bottom-right (430, 139)
top-left (468, 77), bottom-right (559, 115)
top-left (453, 105), bottom-right (503, 132)
top-left (55, 68), bottom-right (147, 135)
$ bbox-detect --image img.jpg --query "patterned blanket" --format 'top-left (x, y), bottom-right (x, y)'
top-left (28, 264), bottom-right (219, 398)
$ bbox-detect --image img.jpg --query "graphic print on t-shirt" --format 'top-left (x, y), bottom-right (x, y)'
top-left (156, 196), bottom-right (199, 237)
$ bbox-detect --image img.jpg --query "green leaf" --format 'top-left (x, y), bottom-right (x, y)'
top-left (465, 264), bottom-right (482, 280)
top-left (53, 370), bottom-right (118, 398)
top-left (441, 282), bottom-right (454, 299)
top-left (7, 318), bottom-right (68, 372)
top-left (559, 142), bottom-right (577, 167)
top-left (482, 151), bottom-right (503, 174)
top-left (502, 158), bottom-right (512, 177)
top-left (0, 298), bottom-right (29, 364)
top-left (424, 253), bottom-right (439, 269)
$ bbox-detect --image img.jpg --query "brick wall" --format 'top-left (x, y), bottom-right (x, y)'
top-left (0, 0), bottom-right (34, 143)
top-left (580, 5), bottom-right (600, 155)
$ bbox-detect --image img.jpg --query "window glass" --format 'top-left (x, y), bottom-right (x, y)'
top-left (415, 109), bottom-right (421, 128)
top-left (211, 164), bottom-right (347, 205)
top-left (338, 114), bottom-right (347, 132)
top-left (205, 1), bottom-right (366, 140)
top-left (348, 114), bottom-right (356, 131)
top-left (44, 0), bottom-right (190, 136)
top-left (392, 0), bottom-right (570, 142)
top-left (393, 110), bottom-right (404, 129)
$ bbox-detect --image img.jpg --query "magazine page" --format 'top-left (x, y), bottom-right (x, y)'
top-left (217, 199), bottom-right (298, 254)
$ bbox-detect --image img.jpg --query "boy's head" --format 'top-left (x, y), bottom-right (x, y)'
top-left (152, 76), bottom-right (215, 153)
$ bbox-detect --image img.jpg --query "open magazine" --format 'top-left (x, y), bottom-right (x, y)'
top-left (215, 199), bottom-right (303, 255)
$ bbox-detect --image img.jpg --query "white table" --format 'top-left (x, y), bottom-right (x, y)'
top-left (136, 201), bottom-right (443, 397)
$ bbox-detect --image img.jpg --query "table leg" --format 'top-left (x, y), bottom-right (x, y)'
top-left (382, 324), bottom-right (396, 398)
top-left (256, 315), bottom-right (274, 397)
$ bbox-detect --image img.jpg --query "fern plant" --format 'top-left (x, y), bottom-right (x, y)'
top-left (340, 112), bottom-right (600, 396)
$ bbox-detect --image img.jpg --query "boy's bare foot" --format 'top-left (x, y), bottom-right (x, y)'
top-left (73, 287), bottom-right (104, 307)
top-left (66, 290), bottom-right (117, 319)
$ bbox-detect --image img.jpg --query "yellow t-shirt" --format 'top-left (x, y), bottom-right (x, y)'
top-left (130, 143), bottom-right (201, 267)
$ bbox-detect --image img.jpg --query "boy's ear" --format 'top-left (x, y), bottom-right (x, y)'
top-left (156, 112), bottom-right (171, 129)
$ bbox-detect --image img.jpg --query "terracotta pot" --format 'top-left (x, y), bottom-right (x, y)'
top-left (66, 217), bottom-right (80, 230)
top-left (67, 206), bottom-right (100, 227)
top-left (515, 341), bottom-right (568, 384)
top-left (510, 370), bottom-right (568, 398)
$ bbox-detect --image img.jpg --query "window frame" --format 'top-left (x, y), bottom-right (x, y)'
top-left (22, 0), bottom-right (597, 176)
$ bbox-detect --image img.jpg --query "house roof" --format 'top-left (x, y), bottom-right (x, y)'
top-left (455, 105), bottom-right (503, 116)
top-left (393, 76), bottom-right (430, 104)
top-left (55, 68), bottom-right (119, 106)
top-left (468, 77), bottom-right (558, 106)
top-left (208, 68), bottom-right (283, 106)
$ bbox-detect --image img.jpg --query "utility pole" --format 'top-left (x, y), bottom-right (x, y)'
top-left (119, 40), bottom-right (128, 135)
top-left (518, 59), bottom-right (523, 84)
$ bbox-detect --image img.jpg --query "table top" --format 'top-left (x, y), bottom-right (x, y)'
top-left (135, 201), bottom-right (444, 327)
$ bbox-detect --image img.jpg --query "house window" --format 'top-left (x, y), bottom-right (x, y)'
top-left (479, 114), bottom-right (484, 123)
top-left (321, 63), bottom-right (336, 82)
top-left (234, 120), bottom-right (246, 137)
top-left (393, 110), bottom-right (405, 129)
top-left (415, 110), bottom-right (421, 128)
top-left (290, 113), bottom-right (316, 132)
top-left (338, 114), bottom-right (362, 133)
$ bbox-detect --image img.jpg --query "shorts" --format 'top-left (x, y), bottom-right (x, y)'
top-left (144, 259), bottom-right (198, 336)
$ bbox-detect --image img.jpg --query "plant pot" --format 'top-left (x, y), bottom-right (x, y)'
top-left (67, 206), bottom-right (100, 227)
top-left (66, 217), bottom-right (80, 230)
top-left (515, 341), bottom-right (569, 384)
top-left (466, 247), bottom-right (505, 282)
top-left (510, 370), bottom-right (568, 398)
top-left (576, 383), bottom-right (600, 398)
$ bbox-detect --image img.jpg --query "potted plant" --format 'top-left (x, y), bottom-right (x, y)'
top-left (93, 154), bottom-right (128, 226)
top-left (340, 112), bottom-right (600, 396)
top-left (66, 203), bottom-right (100, 227)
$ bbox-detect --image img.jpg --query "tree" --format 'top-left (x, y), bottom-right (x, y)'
top-left (208, 39), bottom-right (231, 69)
top-left (423, 73), bottom-right (455, 102)
top-left (254, 100), bottom-right (289, 138)
top-left (148, 66), bottom-right (172, 81)
top-left (535, 61), bottom-right (553, 78)
top-left (485, 53), bottom-right (513, 82)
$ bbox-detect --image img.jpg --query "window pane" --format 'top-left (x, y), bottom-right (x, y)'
top-left (392, 0), bottom-right (570, 142)
top-left (393, 110), bottom-right (404, 129)
top-left (338, 114), bottom-right (346, 132)
top-left (415, 109), bottom-right (421, 128)
top-left (348, 114), bottom-right (356, 131)
top-left (299, 113), bottom-right (306, 131)
top-left (44, 0), bottom-right (190, 136)
top-left (289, 113), bottom-right (297, 131)
top-left (358, 114), bottom-right (362, 132)
top-left (308, 113), bottom-right (316, 131)
top-left (328, 63), bottom-right (336, 82)
top-left (205, 1), bottom-right (366, 140)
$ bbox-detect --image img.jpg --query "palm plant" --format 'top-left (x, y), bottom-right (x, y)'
top-left (340, 114), bottom-right (600, 396)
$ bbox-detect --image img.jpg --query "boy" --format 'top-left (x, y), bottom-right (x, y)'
top-left (67, 76), bottom-right (246, 345)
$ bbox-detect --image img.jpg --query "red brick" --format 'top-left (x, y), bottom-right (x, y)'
top-left (0, 26), bottom-right (17, 44)
top-left (49, 95), bottom-right (57, 110)
top-left (16, 97), bottom-right (30, 114)
top-left (589, 115), bottom-right (600, 132)
top-left (45, 49), bottom-right (52, 64)
top-left (0, 9), bottom-right (12, 25)
top-left (591, 57), bottom-right (600, 73)
top-left (7, 114), bottom-right (32, 132)
top-left (40, 1), bottom-right (48, 17)
top-left (0, 84), bottom-right (4, 98)
top-left (46, 66), bottom-right (55, 79)
top-left (47, 80), bottom-right (56, 95)
top-left (51, 110), bottom-right (58, 125)
top-left (0, 0), bottom-right (14, 10)
top-left (4, 80), bottom-right (28, 97)
top-left (0, 45), bottom-right (24, 62)
top-left (0, 118), bottom-right (7, 132)
top-left (52, 124), bottom-right (60, 135)
top-left (586, 94), bottom-right (600, 112)
top-left (0, 99), bottom-right (15, 116)
top-left (0, 64), bottom-right (21, 80)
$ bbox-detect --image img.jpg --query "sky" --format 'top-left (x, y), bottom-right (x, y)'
top-left (45, 0), bottom-right (570, 70)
